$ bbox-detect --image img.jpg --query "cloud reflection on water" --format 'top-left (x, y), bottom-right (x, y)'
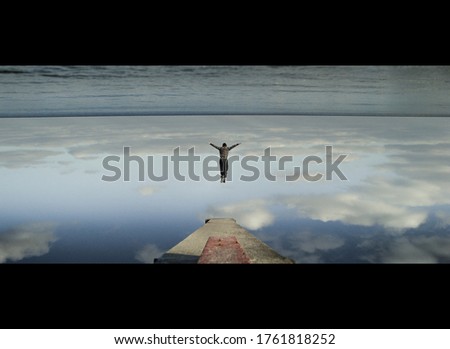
top-left (0, 222), bottom-right (58, 263)
top-left (1, 115), bottom-right (450, 263)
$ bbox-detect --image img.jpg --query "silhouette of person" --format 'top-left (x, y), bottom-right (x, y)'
top-left (210, 142), bottom-right (241, 183)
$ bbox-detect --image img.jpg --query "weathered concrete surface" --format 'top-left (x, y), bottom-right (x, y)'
top-left (198, 236), bottom-right (251, 264)
top-left (154, 218), bottom-right (294, 264)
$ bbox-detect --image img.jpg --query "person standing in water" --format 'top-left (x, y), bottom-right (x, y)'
top-left (209, 142), bottom-right (241, 183)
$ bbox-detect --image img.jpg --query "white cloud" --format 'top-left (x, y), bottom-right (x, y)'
top-left (357, 233), bottom-right (450, 263)
top-left (266, 230), bottom-right (346, 263)
top-left (0, 222), bottom-right (58, 263)
top-left (2, 115), bottom-right (450, 245)
top-left (410, 235), bottom-right (450, 259)
top-left (381, 237), bottom-right (437, 263)
top-left (206, 199), bottom-right (275, 230)
top-left (283, 188), bottom-right (428, 231)
top-left (0, 149), bottom-right (63, 168)
top-left (276, 134), bottom-right (450, 232)
top-left (68, 148), bottom-right (100, 160)
top-left (138, 185), bottom-right (159, 196)
top-left (135, 244), bottom-right (164, 263)
top-left (290, 230), bottom-right (345, 253)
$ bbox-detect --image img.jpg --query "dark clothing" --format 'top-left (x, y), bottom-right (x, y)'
top-left (210, 143), bottom-right (240, 159)
top-left (219, 158), bottom-right (228, 177)
top-left (210, 143), bottom-right (240, 180)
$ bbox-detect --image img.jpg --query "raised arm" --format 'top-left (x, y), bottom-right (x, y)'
top-left (228, 143), bottom-right (241, 150)
top-left (210, 143), bottom-right (221, 150)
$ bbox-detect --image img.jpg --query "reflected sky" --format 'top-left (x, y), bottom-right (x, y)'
top-left (1, 115), bottom-right (450, 263)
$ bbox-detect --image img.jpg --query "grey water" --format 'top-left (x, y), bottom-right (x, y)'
top-left (1, 65), bottom-right (450, 117)
top-left (1, 65), bottom-right (450, 263)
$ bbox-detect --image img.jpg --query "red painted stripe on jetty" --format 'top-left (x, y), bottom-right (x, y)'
top-left (198, 236), bottom-right (251, 264)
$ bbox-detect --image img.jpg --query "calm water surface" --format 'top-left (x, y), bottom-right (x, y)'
top-left (1, 66), bottom-right (450, 263)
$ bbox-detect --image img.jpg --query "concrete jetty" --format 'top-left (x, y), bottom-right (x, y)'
top-left (154, 218), bottom-right (294, 264)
